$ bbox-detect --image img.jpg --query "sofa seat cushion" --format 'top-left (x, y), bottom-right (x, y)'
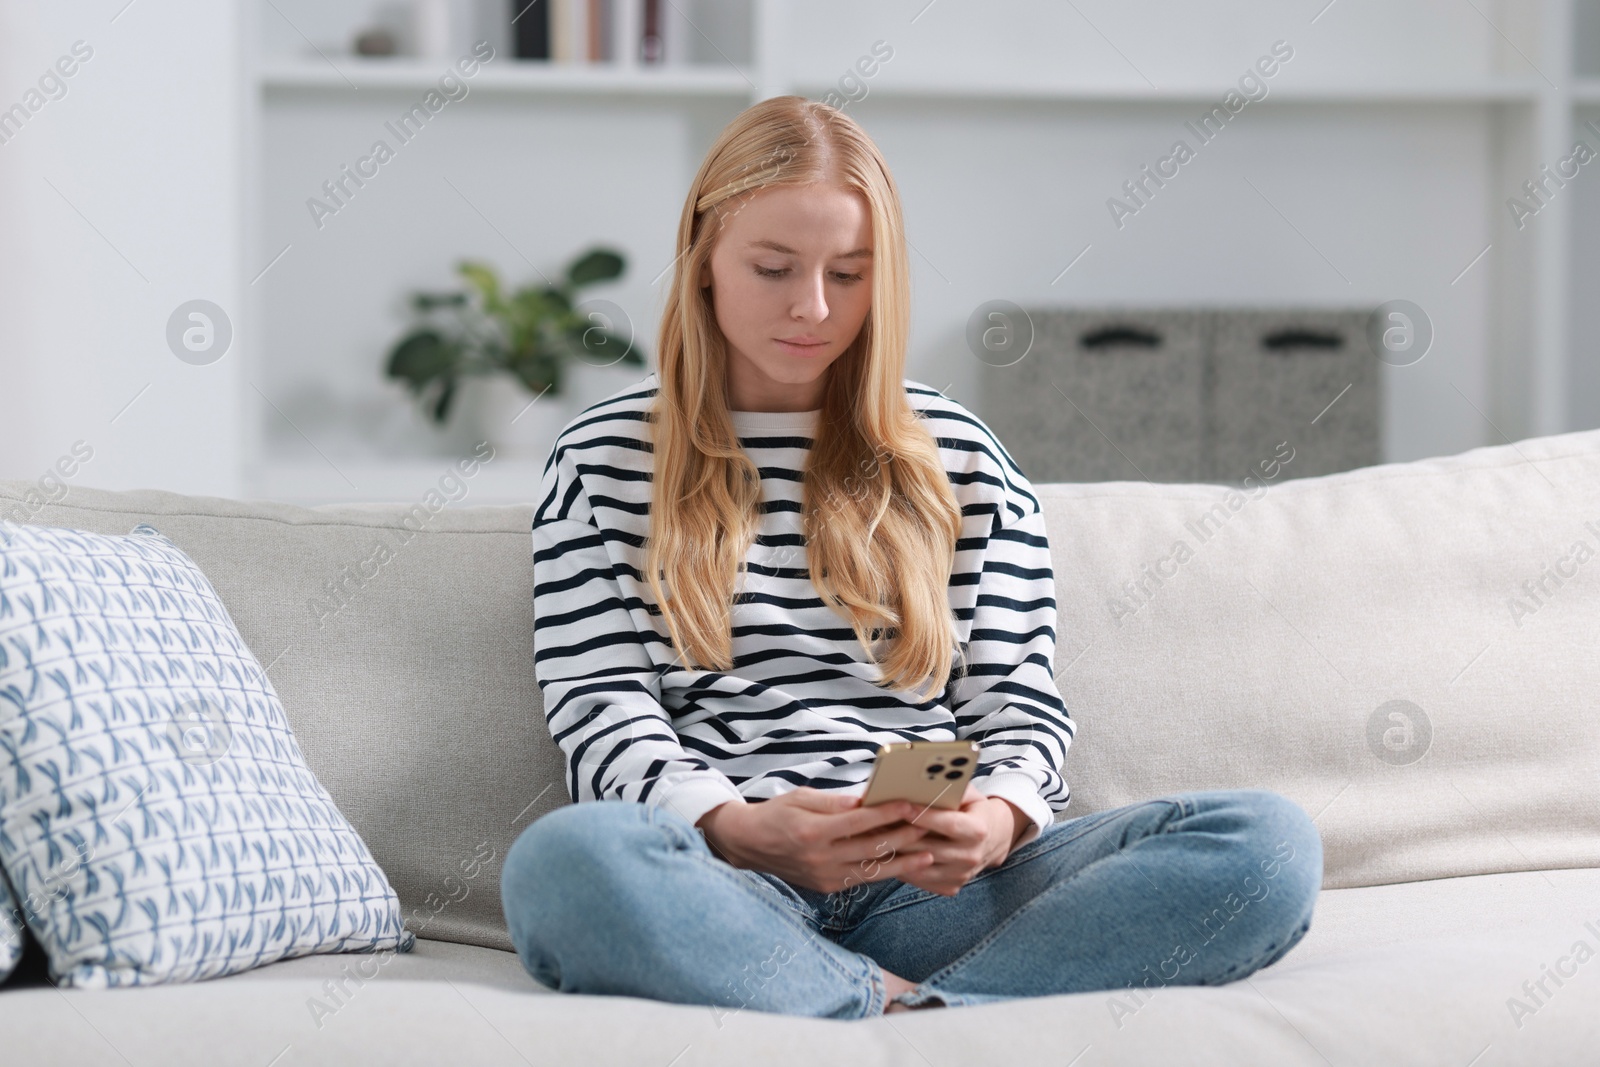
top-left (2, 867), bottom-right (1595, 1065)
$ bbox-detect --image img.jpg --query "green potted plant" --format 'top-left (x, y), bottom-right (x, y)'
top-left (384, 247), bottom-right (646, 453)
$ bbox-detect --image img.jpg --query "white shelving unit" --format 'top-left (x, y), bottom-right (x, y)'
top-left (256, 59), bottom-right (752, 96)
top-left (240, 0), bottom-right (1599, 505)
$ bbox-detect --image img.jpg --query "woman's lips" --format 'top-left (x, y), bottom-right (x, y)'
top-left (776, 339), bottom-right (828, 356)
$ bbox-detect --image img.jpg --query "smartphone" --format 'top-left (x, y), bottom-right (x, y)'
top-left (859, 740), bottom-right (979, 811)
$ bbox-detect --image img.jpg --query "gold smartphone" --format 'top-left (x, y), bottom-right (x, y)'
top-left (859, 740), bottom-right (980, 811)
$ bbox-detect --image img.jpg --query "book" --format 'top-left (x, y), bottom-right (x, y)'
top-left (612, 0), bottom-right (639, 68)
top-left (512, 0), bottom-right (550, 60)
top-left (551, 0), bottom-right (570, 61)
top-left (641, 0), bottom-right (662, 64)
top-left (511, 0), bottom-right (667, 67)
top-left (555, 0), bottom-right (602, 63)
top-left (589, 0), bottom-right (609, 61)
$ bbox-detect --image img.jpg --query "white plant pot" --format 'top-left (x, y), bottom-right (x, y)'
top-left (457, 376), bottom-right (568, 463)
top-left (457, 364), bottom-right (645, 463)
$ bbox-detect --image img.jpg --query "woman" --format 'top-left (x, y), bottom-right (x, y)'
top-left (501, 96), bottom-right (1321, 1018)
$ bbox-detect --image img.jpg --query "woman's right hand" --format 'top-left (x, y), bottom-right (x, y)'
top-left (696, 788), bottom-right (936, 893)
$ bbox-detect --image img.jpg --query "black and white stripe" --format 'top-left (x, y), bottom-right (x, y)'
top-left (531, 371), bottom-right (1074, 842)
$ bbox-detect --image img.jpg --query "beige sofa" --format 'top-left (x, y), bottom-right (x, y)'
top-left (2, 426), bottom-right (1598, 1065)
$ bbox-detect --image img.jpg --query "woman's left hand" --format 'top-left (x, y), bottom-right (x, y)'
top-left (889, 784), bottom-right (1028, 897)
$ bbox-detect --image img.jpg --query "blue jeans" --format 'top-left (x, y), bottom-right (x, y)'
top-left (499, 789), bottom-right (1322, 1019)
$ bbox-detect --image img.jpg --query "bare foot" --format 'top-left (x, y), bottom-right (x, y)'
top-left (881, 967), bottom-right (918, 1013)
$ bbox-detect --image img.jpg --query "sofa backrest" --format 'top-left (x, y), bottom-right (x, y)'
top-left (1041, 428), bottom-right (1600, 894)
top-left (3, 428), bottom-right (1597, 953)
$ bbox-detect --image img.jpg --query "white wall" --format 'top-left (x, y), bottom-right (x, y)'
top-left (779, 0), bottom-right (1509, 88)
top-left (855, 98), bottom-right (1498, 466)
top-left (0, 0), bottom-right (245, 496)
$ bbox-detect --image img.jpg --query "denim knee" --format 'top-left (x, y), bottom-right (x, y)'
top-left (500, 800), bottom-right (662, 981)
top-left (502, 800), bottom-right (662, 898)
top-left (1221, 789), bottom-right (1324, 945)
top-left (1168, 789), bottom-right (1323, 982)
top-left (1239, 790), bottom-right (1321, 899)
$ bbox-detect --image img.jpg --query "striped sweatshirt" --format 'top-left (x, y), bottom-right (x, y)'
top-left (530, 371), bottom-right (1074, 847)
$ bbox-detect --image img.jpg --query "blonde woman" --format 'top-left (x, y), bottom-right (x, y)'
top-left (501, 96), bottom-right (1321, 1018)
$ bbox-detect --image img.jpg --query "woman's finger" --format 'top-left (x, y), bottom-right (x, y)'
top-left (823, 799), bottom-right (919, 841)
top-left (905, 807), bottom-right (984, 843)
top-left (831, 821), bottom-right (929, 867)
top-left (871, 849), bottom-right (936, 884)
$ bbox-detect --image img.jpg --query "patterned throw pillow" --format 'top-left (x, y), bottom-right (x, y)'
top-left (0, 520), bottom-right (415, 989)
top-left (1, 868), bottom-right (22, 982)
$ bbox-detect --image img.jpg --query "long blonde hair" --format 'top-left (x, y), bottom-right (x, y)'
top-left (644, 96), bottom-right (965, 704)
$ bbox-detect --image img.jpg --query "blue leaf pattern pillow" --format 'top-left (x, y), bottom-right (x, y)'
top-left (0, 520), bottom-right (415, 988)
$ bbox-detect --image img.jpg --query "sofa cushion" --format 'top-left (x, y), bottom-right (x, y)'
top-left (1044, 427), bottom-right (1600, 889)
top-left (0, 521), bottom-right (415, 987)
top-left (0, 426), bottom-right (1595, 956)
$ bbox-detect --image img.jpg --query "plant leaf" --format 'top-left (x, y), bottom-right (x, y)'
top-left (430, 377), bottom-right (457, 423)
top-left (509, 288), bottom-right (564, 329)
top-left (457, 261), bottom-right (505, 314)
top-left (566, 248), bottom-right (625, 288)
top-left (386, 330), bottom-right (458, 388)
top-left (412, 292), bottom-right (468, 312)
top-left (510, 361), bottom-right (558, 393)
top-left (567, 326), bottom-right (639, 367)
top-left (528, 286), bottom-right (572, 314)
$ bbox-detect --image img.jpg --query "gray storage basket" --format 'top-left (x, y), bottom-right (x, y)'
top-left (981, 308), bottom-right (1208, 484)
top-left (1208, 308), bottom-right (1379, 483)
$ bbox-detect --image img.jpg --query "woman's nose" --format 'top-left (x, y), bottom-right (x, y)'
top-left (791, 271), bottom-right (828, 321)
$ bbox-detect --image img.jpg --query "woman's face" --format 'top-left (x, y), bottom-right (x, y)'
top-left (699, 182), bottom-right (875, 412)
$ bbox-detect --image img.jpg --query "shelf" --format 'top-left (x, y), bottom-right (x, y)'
top-left (785, 78), bottom-right (1545, 106)
top-left (257, 58), bottom-right (752, 99)
top-left (259, 63), bottom-right (1541, 106)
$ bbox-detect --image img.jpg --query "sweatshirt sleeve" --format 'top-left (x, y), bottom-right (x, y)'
top-left (531, 435), bottom-right (746, 830)
top-left (948, 475), bottom-right (1075, 850)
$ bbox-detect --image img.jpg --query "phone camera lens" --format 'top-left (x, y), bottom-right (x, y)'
top-left (950, 757), bottom-right (969, 766)
top-left (926, 764), bottom-right (946, 775)
top-left (944, 770), bottom-right (963, 780)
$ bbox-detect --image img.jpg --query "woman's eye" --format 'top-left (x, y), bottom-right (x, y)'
top-left (752, 265), bottom-right (864, 283)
